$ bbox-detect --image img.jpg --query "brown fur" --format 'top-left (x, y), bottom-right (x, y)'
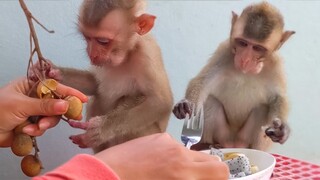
top-left (173, 2), bottom-right (293, 151)
top-left (79, 0), bottom-right (137, 28)
top-left (242, 2), bottom-right (284, 41)
top-left (44, 0), bottom-right (173, 153)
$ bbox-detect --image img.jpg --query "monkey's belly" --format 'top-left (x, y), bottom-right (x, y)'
top-left (203, 92), bottom-right (270, 149)
top-left (211, 75), bottom-right (269, 128)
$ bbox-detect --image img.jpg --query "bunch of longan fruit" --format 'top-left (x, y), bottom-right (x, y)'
top-left (11, 79), bottom-right (83, 177)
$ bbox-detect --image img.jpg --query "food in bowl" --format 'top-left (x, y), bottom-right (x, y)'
top-left (202, 147), bottom-right (276, 180)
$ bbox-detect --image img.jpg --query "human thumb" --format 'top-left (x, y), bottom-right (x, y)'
top-left (25, 97), bottom-right (69, 116)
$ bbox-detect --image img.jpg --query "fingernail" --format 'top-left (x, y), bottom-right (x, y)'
top-left (55, 100), bottom-right (69, 114)
top-left (39, 121), bottom-right (50, 130)
top-left (23, 126), bottom-right (33, 134)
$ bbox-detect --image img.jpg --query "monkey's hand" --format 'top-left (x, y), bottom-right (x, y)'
top-left (172, 99), bottom-right (194, 119)
top-left (68, 117), bottom-right (103, 148)
top-left (265, 118), bottom-right (290, 144)
top-left (29, 59), bottom-right (62, 82)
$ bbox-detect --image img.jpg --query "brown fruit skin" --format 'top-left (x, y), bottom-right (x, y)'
top-left (64, 96), bottom-right (83, 119)
top-left (11, 133), bottom-right (33, 156)
top-left (21, 155), bottom-right (41, 177)
top-left (36, 79), bottom-right (58, 99)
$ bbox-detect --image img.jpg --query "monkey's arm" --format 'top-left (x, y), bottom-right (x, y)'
top-left (58, 67), bottom-right (98, 96)
top-left (185, 75), bottom-right (207, 105)
top-left (109, 91), bottom-right (172, 132)
top-left (75, 91), bottom-right (172, 150)
top-left (265, 94), bottom-right (290, 144)
top-left (30, 60), bottom-right (98, 95)
top-left (173, 62), bottom-right (218, 119)
top-left (268, 94), bottom-right (289, 123)
top-left (173, 40), bottom-right (231, 119)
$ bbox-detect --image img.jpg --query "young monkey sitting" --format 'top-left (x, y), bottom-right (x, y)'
top-left (173, 2), bottom-right (295, 151)
top-left (32, 0), bottom-right (173, 153)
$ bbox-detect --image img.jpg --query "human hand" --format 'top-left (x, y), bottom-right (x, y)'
top-left (95, 133), bottom-right (229, 180)
top-left (0, 77), bottom-right (87, 147)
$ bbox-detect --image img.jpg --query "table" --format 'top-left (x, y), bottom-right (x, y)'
top-left (271, 154), bottom-right (320, 180)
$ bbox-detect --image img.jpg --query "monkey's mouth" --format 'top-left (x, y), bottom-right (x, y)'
top-left (90, 59), bottom-right (107, 67)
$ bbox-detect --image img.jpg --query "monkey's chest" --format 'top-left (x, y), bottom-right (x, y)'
top-left (211, 74), bottom-right (269, 123)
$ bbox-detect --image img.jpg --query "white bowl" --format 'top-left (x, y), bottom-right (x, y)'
top-left (201, 148), bottom-right (276, 180)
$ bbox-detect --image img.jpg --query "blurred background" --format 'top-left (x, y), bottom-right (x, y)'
top-left (1, 0), bottom-right (319, 179)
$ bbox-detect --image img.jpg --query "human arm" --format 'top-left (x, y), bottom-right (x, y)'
top-left (95, 133), bottom-right (229, 180)
top-left (34, 133), bottom-right (228, 180)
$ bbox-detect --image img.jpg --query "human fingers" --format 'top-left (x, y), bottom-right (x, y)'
top-left (192, 161), bottom-right (229, 180)
top-left (24, 97), bottom-right (69, 117)
top-left (22, 123), bottom-right (44, 136)
top-left (55, 83), bottom-right (88, 102)
top-left (22, 116), bottom-right (59, 136)
top-left (37, 116), bottom-right (60, 130)
top-left (188, 149), bottom-right (222, 162)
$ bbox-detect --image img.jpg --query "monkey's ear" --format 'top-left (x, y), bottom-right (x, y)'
top-left (277, 30), bottom-right (295, 50)
top-left (135, 14), bottom-right (156, 35)
top-left (231, 11), bottom-right (238, 26)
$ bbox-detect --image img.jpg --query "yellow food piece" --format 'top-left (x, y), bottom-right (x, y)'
top-left (21, 155), bottom-right (41, 177)
top-left (64, 96), bottom-right (83, 119)
top-left (250, 165), bottom-right (259, 174)
top-left (224, 152), bottom-right (246, 160)
top-left (36, 79), bottom-right (58, 99)
top-left (11, 133), bottom-right (33, 156)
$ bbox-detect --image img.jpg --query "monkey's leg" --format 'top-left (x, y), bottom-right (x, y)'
top-left (236, 105), bottom-right (271, 150)
top-left (191, 96), bottom-right (231, 150)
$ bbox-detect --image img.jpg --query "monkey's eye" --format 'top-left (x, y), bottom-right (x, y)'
top-left (96, 38), bottom-right (110, 45)
top-left (235, 39), bottom-right (248, 47)
top-left (253, 45), bottom-right (267, 54)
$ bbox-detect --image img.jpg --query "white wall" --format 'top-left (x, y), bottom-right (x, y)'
top-left (1, 0), bottom-right (319, 179)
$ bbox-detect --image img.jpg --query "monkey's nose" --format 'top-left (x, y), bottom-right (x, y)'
top-left (241, 59), bottom-right (250, 70)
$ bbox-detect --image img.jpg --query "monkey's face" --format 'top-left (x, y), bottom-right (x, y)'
top-left (79, 10), bottom-right (136, 67)
top-left (232, 38), bottom-right (269, 74)
top-left (231, 28), bottom-right (288, 75)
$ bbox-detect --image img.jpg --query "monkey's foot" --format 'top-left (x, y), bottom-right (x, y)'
top-left (212, 143), bottom-right (224, 149)
top-left (190, 143), bottom-right (211, 151)
top-left (265, 118), bottom-right (290, 144)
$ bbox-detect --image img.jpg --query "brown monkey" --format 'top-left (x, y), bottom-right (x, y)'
top-left (173, 2), bottom-right (294, 151)
top-left (32, 0), bottom-right (173, 153)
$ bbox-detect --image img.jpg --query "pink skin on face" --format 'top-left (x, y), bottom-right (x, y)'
top-left (233, 40), bottom-right (266, 74)
top-left (80, 10), bottom-right (132, 68)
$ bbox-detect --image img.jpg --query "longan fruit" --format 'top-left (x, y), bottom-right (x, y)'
top-left (21, 155), bottom-right (41, 177)
top-left (64, 95), bottom-right (83, 119)
top-left (11, 133), bottom-right (33, 156)
top-left (36, 79), bottom-right (58, 99)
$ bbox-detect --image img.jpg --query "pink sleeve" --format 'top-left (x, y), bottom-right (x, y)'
top-left (33, 154), bottom-right (120, 180)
